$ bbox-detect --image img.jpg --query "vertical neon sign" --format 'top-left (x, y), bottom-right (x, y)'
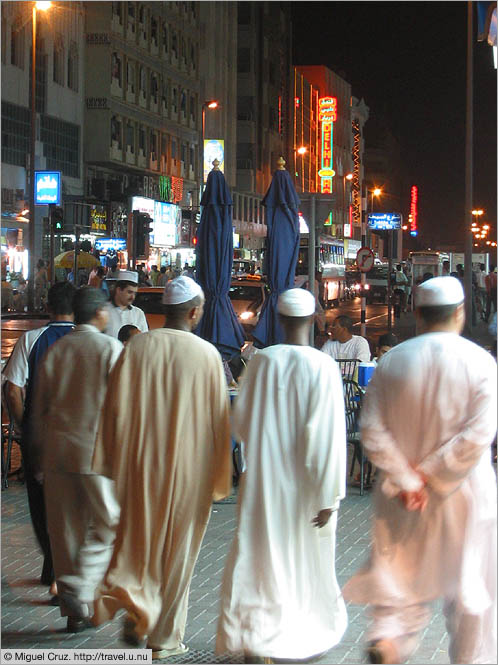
top-left (410, 185), bottom-right (418, 236)
top-left (318, 97), bottom-right (337, 193)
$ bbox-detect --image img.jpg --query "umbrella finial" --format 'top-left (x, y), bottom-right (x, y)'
top-left (212, 159), bottom-right (220, 170)
top-left (277, 156), bottom-right (286, 170)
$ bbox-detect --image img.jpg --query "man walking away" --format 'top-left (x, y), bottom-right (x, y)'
top-left (4, 282), bottom-right (76, 598)
top-left (92, 276), bottom-right (232, 659)
top-left (485, 263), bottom-right (497, 323)
top-left (31, 287), bottom-right (122, 633)
top-left (343, 276), bottom-right (497, 664)
top-left (217, 288), bottom-right (348, 663)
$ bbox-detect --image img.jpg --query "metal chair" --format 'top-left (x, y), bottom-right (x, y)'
top-left (1, 380), bottom-right (22, 490)
top-left (343, 378), bottom-right (371, 495)
top-left (336, 358), bottom-right (360, 381)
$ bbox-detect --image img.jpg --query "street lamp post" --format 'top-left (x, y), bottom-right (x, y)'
top-left (28, 1), bottom-right (52, 312)
top-left (200, 100), bottom-right (218, 195)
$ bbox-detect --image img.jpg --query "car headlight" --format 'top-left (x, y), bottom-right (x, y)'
top-left (240, 311), bottom-right (254, 320)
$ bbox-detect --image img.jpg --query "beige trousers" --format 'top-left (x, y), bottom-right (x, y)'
top-left (45, 471), bottom-right (120, 619)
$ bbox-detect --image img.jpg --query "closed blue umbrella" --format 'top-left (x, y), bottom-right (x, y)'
top-left (196, 160), bottom-right (245, 358)
top-left (252, 158), bottom-right (300, 348)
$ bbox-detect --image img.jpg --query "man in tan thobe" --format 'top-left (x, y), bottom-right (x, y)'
top-left (92, 276), bottom-right (232, 659)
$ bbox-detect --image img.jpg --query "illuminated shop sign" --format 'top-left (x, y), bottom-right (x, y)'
top-left (367, 212), bottom-right (402, 230)
top-left (410, 185), bottom-right (418, 236)
top-left (131, 196), bottom-right (180, 247)
top-left (318, 98), bottom-right (337, 194)
top-left (94, 238), bottom-right (127, 252)
top-left (203, 139), bottom-right (225, 184)
top-left (35, 171), bottom-right (61, 205)
top-left (90, 207), bottom-right (107, 232)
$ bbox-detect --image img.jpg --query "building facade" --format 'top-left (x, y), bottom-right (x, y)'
top-left (1, 0), bottom-right (85, 276)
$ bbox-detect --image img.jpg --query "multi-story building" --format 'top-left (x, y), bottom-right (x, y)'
top-left (1, 0), bottom-right (85, 275)
top-left (234, 1), bottom-right (293, 256)
top-left (290, 67), bottom-right (319, 195)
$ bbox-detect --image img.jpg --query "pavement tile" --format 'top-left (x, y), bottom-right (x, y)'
top-left (2, 472), bottom-right (450, 663)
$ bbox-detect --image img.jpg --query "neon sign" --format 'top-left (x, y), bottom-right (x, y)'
top-left (318, 98), bottom-right (337, 193)
top-left (410, 185), bottom-right (418, 236)
top-left (351, 119), bottom-right (361, 226)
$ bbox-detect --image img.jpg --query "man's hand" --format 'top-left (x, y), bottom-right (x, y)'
top-left (311, 508), bottom-right (333, 528)
top-left (399, 487), bottom-right (428, 512)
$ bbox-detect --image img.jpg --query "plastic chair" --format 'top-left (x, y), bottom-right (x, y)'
top-left (343, 378), bottom-right (371, 496)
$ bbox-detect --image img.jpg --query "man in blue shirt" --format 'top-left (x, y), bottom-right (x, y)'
top-left (4, 281), bottom-right (76, 599)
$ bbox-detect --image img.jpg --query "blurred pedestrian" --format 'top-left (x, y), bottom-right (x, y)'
top-left (88, 266), bottom-right (106, 289)
top-left (217, 289), bottom-right (347, 662)
top-left (373, 332), bottom-right (399, 364)
top-left (343, 277), bottom-right (497, 664)
top-left (149, 265), bottom-right (160, 286)
top-left (104, 270), bottom-right (148, 338)
top-left (92, 276), bottom-right (232, 659)
top-left (3, 282), bottom-right (76, 599)
top-left (137, 264), bottom-right (150, 285)
top-left (34, 259), bottom-right (48, 311)
top-left (485, 263), bottom-right (497, 323)
top-left (31, 287), bottom-right (122, 633)
top-left (117, 324), bottom-right (140, 346)
top-left (321, 315), bottom-right (371, 362)
top-left (157, 266), bottom-right (168, 287)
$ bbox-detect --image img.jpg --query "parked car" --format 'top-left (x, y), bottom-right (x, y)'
top-left (229, 277), bottom-right (267, 334)
top-left (133, 286), bottom-right (165, 329)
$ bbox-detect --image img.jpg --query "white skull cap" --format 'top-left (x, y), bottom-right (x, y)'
top-left (162, 275), bottom-right (203, 305)
top-left (106, 270), bottom-right (138, 284)
top-left (277, 288), bottom-right (316, 317)
top-left (416, 276), bottom-right (464, 307)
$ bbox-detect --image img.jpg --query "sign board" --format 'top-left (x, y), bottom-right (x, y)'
top-left (94, 238), bottom-right (127, 252)
top-left (318, 97), bottom-right (337, 193)
top-left (35, 171), bottom-right (61, 205)
top-left (203, 139), bottom-right (225, 183)
top-left (131, 196), bottom-right (180, 246)
top-left (367, 212), bottom-right (402, 230)
top-left (356, 246), bottom-right (375, 272)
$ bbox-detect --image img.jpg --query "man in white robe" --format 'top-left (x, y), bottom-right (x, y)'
top-left (104, 270), bottom-right (148, 338)
top-left (92, 276), bottom-right (232, 659)
top-left (31, 287), bottom-right (122, 633)
top-left (343, 276), bottom-right (497, 664)
top-left (217, 288), bottom-right (348, 662)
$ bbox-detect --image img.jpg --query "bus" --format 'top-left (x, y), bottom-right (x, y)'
top-left (297, 235), bottom-right (346, 307)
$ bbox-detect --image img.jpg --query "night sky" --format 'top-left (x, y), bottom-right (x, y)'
top-left (291, 1), bottom-right (497, 248)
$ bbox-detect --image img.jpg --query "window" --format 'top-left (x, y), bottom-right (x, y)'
top-left (150, 73), bottom-right (158, 103)
top-left (150, 131), bottom-right (157, 157)
top-left (29, 38), bottom-right (47, 113)
top-left (181, 36), bottom-right (187, 65)
top-left (190, 95), bottom-right (195, 121)
top-left (171, 30), bottom-right (177, 58)
top-left (53, 34), bottom-right (64, 85)
top-left (128, 3), bottom-right (135, 32)
top-left (181, 142), bottom-right (186, 164)
top-left (11, 21), bottom-right (25, 69)
top-left (67, 42), bottom-right (78, 91)
top-left (139, 66), bottom-right (146, 95)
top-left (111, 116), bottom-right (122, 149)
top-left (161, 134), bottom-right (168, 160)
top-left (237, 48), bottom-right (250, 73)
top-left (151, 16), bottom-right (158, 46)
top-left (162, 23), bottom-right (168, 52)
top-left (1, 102), bottom-right (30, 167)
top-left (237, 96), bottom-right (254, 120)
top-left (189, 146), bottom-right (195, 172)
top-left (238, 3), bottom-right (251, 24)
top-left (138, 5), bottom-right (147, 40)
top-left (162, 79), bottom-right (169, 109)
top-left (111, 52), bottom-right (122, 85)
top-left (112, 2), bottom-right (122, 22)
top-left (171, 86), bottom-right (178, 113)
top-left (40, 114), bottom-right (80, 178)
top-left (180, 90), bottom-right (186, 117)
top-left (126, 121), bottom-right (135, 152)
top-left (171, 139), bottom-right (177, 160)
top-left (190, 43), bottom-right (196, 70)
top-left (127, 61), bottom-right (135, 92)
top-left (139, 126), bottom-right (146, 152)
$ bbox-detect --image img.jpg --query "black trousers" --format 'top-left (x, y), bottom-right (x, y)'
top-left (20, 436), bottom-right (54, 585)
top-left (485, 288), bottom-right (497, 322)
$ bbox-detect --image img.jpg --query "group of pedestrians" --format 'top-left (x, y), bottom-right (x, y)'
top-left (3, 270), bottom-right (497, 664)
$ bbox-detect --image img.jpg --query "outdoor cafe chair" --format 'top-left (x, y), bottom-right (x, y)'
top-left (1, 380), bottom-right (22, 490)
top-left (336, 358), bottom-right (360, 381)
top-left (342, 378), bottom-right (371, 496)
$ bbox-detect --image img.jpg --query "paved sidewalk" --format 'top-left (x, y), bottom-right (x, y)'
top-left (1, 467), bottom-right (450, 664)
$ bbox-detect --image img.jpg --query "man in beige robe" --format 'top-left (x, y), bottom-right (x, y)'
top-left (92, 276), bottom-right (232, 659)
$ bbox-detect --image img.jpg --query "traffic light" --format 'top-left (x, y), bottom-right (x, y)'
top-left (133, 211), bottom-right (153, 258)
top-left (51, 206), bottom-right (64, 233)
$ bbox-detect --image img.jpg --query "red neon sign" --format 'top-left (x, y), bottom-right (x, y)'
top-left (410, 185), bottom-right (418, 232)
top-left (318, 97), bottom-right (337, 192)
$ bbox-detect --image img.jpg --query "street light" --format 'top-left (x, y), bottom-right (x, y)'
top-left (297, 146), bottom-right (307, 155)
top-left (200, 100), bottom-right (219, 191)
top-left (28, 0), bottom-right (52, 312)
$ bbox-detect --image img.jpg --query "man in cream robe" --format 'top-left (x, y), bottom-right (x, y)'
top-left (217, 289), bottom-right (348, 662)
top-left (93, 276), bottom-right (232, 659)
top-left (343, 277), bottom-right (497, 664)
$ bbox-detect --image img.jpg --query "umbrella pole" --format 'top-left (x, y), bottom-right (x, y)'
top-left (74, 225), bottom-right (80, 286)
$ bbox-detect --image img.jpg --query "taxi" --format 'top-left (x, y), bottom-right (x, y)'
top-left (133, 286), bottom-right (164, 329)
top-left (229, 275), bottom-right (267, 333)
